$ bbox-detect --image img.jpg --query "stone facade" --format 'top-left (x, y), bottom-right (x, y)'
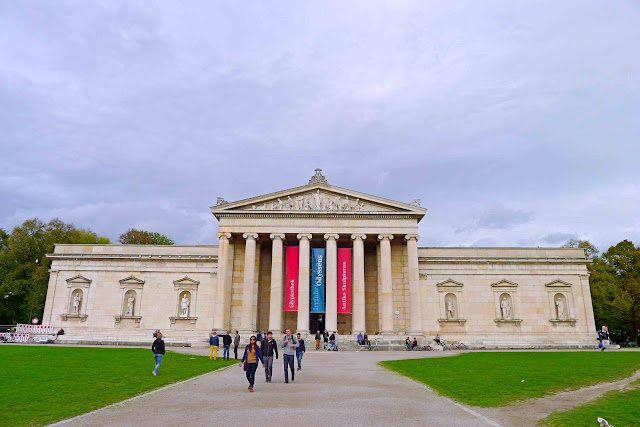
top-left (43, 170), bottom-right (596, 347)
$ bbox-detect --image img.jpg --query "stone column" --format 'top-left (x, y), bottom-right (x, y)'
top-left (351, 234), bottom-right (367, 334)
top-left (324, 234), bottom-right (339, 333)
top-left (213, 232), bottom-right (231, 330)
top-left (240, 233), bottom-right (258, 333)
top-left (268, 234), bottom-right (285, 334)
top-left (378, 234), bottom-right (394, 335)
top-left (405, 234), bottom-right (423, 335)
top-left (297, 234), bottom-right (312, 335)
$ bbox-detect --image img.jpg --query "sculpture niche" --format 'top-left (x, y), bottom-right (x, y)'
top-left (445, 294), bottom-right (457, 320)
top-left (72, 291), bottom-right (82, 315)
top-left (500, 295), bottom-right (512, 320)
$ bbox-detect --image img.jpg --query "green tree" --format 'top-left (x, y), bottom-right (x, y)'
top-left (600, 240), bottom-right (640, 343)
top-left (562, 238), bottom-right (599, 258)
top-left (118, 228), bottom-right (174, 245)
top-left (0, 218), bottom-right (109, 324)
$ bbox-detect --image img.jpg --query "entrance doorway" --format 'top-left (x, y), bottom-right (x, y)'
top-left (309, 313), bottom-right (325, 335)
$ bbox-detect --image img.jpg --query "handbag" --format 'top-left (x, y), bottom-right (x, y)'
top-left (243, 361), bottom-right (247, 371)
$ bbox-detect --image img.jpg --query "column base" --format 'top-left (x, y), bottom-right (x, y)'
top-left (409, 331), bottom-right (424, 337)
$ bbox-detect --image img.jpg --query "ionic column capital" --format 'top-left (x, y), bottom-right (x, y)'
top-left (324, 234), bottom-right (340, 241)
top-left (269, 233), bottom-right (285, 240)
top-left (405, 234), bottom-right (420, 242)
top-left (378, 234), bottom-right (394, 241)
top-left (351, 234), bottom-right (367, 241)
top-left (297, 233), bottom-right (312, 240)
top-left (242, 233), bottom-right (258, 240)
top-left (217, 232), bottom-right (231, 240)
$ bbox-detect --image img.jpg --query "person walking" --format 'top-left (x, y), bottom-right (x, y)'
top-left (296, 333), bottom-right (305, 370)
top-left (222, 330), bottom-right (232, 360)
top-left (233, 331), bottom-right (240, 359)
top-left (334, 331), bottom-right (339, 351)
top-left (256, 331), bottom-right (262, 343)
top-left (323, 329), bottom-right (329, 350)
top-left (261, 331), bottom-right (278, 382)
top-left (241, 336), bottom-right (264, 392)
top-left (315, 330), bottom-right (321, 350)
top-left (281, 328), bottom-right (298, 383)
top-left (209, 331), bottom-right (219, 360)
top-left (405, 337), bottom-right (412, 351)
top-left (152, 330), bottom-right (165, 376)
top-left (329, 331), bottom-right (335, 351)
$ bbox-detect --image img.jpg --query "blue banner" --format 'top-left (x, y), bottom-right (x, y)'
top-left (311, 248), bottom-right (326, 313)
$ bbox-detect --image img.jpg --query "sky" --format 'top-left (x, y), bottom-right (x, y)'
top-left (1, 1), bottom-right (639, 252)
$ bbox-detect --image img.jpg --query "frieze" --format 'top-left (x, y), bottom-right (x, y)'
top-left (244, 190), bottom-right (374, 212)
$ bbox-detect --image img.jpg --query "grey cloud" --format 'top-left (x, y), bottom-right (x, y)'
top-left (541, 232), bottom-right (577, 245)
top-left (477, 206), bottom-right (533, 230)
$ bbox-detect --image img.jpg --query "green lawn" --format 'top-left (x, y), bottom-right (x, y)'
top-left (0, 346), bottom-right (236, 426)
top-left (540, 379), bottom-right (640, 426)
top-left (380, 352), bottom-right (640, 407)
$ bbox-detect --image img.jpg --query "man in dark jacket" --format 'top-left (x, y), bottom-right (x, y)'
top-left (152, 331), bottom-right (165, 376)
top-left (221, 331), bottom-right (232, 360)
top-left (296, 333), bottom-right (306, 370)
top-left (261, 331), bottom-right (279, 383)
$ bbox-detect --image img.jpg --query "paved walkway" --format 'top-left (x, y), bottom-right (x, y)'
top-left (57, 349), bottom-right (498, 427)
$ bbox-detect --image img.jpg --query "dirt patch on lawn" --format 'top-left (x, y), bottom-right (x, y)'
top-left (475, 369), bottom-right (640, 426)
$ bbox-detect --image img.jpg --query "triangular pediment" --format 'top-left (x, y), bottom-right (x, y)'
top-left (491, 279), bottom-right (519, 288)
top-left (436, 278), bottom-right (464, 287)
top-left (119, 275), bottom-right (145, 285)
top-left (66, 274), bottom-right (91, 284)
top-left (211, 183), bottom-right (426, 217)
top-left (173, 276), bottom-right (200, 286)
top-left (545, 279), bottom-right (572, 288)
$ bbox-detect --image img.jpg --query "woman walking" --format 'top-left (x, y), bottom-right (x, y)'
top-left (152, 330), bottom-right (165, 376)
top-left (241, 335), bottom-right (264, 392)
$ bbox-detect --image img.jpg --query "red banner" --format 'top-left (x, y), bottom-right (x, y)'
top-left (285, 246), bottom-right (299, 311)
top-left (337, 248), bottom-right (352, 314)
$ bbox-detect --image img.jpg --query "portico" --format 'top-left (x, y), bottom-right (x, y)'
top-left (210, 169), bottom-right (427, 337)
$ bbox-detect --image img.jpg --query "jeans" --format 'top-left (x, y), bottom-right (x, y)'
top-left (333, 341), bottom-right (338, 351)
top-left (223, 345), bottom-right (230, 360)
top-left (296, 352), bottom-right (303, 368)
top-left (263, 355), bottom-right (273, 380)
top-left (245, 362), bottom-right (258, 387)
top-left (209, 345), bottom-right (218, 360)
top-left (153, 354), bottom-right (163, 374)
top-left (283, 354), bottom-right (295, 382)
top-left (234, 345), bottom-right (238, 359)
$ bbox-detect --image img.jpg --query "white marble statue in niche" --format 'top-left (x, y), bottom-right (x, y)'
top-left (72, 291), bottom-right (82, 314)
top-left (180, 293), bottom-right (190, 317)
top-left (500, 295), bottom-right (512, 319)
top-left (125, 293), bottom-right (135, 316)
top-left (445, 294), bottom-right (457, 319)
top-left (555, 295), bottom-right (566, 320)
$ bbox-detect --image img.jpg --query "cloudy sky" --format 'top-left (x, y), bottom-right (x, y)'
top-left (1, 1), bottom-right (639, 252)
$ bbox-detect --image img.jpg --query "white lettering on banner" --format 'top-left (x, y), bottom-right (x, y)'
top-left (341, 261), bottom-right (348, 311)
top-left (315, 255), bottom-right (324, 287)
top-left (288, 279), bottom-right (296, 309)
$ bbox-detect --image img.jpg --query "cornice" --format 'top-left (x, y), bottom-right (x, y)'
top-left (418, 257), bottom-right (591, 265)
top-left (47, 253), bottom-right (217, 261)
top-left (214, 212), bottom-right (424, 220)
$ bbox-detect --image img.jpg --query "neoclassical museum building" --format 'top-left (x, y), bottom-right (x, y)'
top-left (43, 170), bottom-right (596, 347)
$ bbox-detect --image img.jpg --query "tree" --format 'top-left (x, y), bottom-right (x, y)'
top-left (562, 239), bottom-right (599, 258)
top-left (118, 229), bottom-right (174, 245)
top-left (0, 218), bottom-right (109, 324)
top-left (600, 240), bottom-right (640, 343)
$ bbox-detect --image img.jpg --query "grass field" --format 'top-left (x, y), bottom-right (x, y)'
top-left (0, 345), bottom-right (236, 426)
top-left (540, 379), bottom-right (640, 426)
top-left (380, 352), bottom-right (640, 407)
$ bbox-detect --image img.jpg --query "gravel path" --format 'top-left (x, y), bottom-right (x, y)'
top-left (53, 349), bottom-right (497, 427)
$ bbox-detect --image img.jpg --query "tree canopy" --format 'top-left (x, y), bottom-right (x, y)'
top-left (0, 218), bottom-right (110, 324)
top-left (565, 239), bottom-right (640, 343)
top-left (118, 229), bottom-right (174, 245)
